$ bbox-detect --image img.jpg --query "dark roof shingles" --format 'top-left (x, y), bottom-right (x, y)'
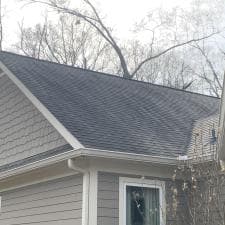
top-left (0, 51), bottom-right (220, 157)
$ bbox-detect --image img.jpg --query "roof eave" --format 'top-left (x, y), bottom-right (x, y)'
top-left (80, 148), bottom-right (178, 165)
top-left (0, 148), bottom-right (178, 180)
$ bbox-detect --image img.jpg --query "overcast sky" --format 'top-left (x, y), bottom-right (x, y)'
top-left (3, 0), bottom-right (192, 50)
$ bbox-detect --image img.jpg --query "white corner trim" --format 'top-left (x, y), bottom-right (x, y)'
top-left (88, 170), bottom-right (98, 225)
top-left (119, 177), bottom-right (166, 225)
top-left (218, 77), bottom-right (225, 160)
top-left (82, 172), bottom-right (90, 225)
top-left (0, 61), bottom-right (83, 149)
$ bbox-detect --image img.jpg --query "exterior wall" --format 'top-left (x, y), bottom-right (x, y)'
top-left (219, 77), bottom-right (225, 160)
top-left (0, 174), bottom-right (83, 225)
top-left (97, 172), bottom-right (118, 225)
top-left (97, 172), bottom-right (188, 225)
top-left (0, 75), bottom-right (68, 167)
top-left (187, 114), bottom-right (219, 159)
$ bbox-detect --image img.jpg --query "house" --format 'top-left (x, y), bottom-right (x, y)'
top-left (0, 51), bottom-right (220, 225)
top-left (218, 79), bottom-right (225, 164)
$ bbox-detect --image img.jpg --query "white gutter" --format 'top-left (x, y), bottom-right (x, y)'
top-left (0, 149), bottom-right (82, 180)
top-left (1, 147), bottom-right (216, 181)
top-left (177, 154), bottom-right (217, 165)
top-left (67, 158), bottom-right (86, 173)
top-left (80, 148), bottom-right (178, 165)
top-left (0, 148), bottom-right (178, 180)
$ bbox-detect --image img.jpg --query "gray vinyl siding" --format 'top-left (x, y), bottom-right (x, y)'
top-left (187, 114), bottom-right (219, 159)
top-left (0, 75), bottom-right (68, 167)
top-left (98, 173), bottom-right (119, 225)
top-left (0, 174), bottom-right (83, 225)
top-left (97, 172), bottom-right (187, 225)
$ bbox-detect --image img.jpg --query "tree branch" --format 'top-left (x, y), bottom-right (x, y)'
top-left (131, 31), bottom-right (221, 77)
top-left (192, 43), bottom-right (223, 90)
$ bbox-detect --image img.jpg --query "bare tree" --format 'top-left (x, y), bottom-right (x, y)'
top-left (182, 0), bottom-right (225, 97)
top-left (171, 159), bottom-right (225, 225)
top-left (17, 0), bottom-right (225, 96)
top-left (0, 0), bottom-right (3, 50)
top-left (22, 0), bottom-right (220, 80)
top-left (170, 121), bottom-right (225, 225)
top-left (133, 2), bottom-right (225, 96)
top-left (16, 14), bottom-right (116, 71)
top-left (191, 43), bottom-right (223, 97)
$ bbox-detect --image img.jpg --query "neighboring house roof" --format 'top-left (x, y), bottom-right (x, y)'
top-left (0, 51), bottom-right (220, 158)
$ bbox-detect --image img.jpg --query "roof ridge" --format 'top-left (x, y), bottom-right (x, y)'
top-left (0, 50), bottom-right (220, 100)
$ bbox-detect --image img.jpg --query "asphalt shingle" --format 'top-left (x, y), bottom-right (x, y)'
top-left (0, 51), bottom-right (220, 158)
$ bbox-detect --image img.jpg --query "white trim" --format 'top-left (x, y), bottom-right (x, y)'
top-left (90, 159), bottom-right (174, 179)
top-left (82, 172), bottom-right (90, 225)
top-left (0, 170), bottom-right (77, 193)
top-left (0, 196), bottom-right (2, 212)
top-left (81, 148), bottom-right (177, 165)
top-left (0, 148), bottom-right (177, 180)
top-left (68, 158), bottom-right (86, 173)
top-left (119, 177), bottom-right (166, 225)
top-left (88, 170), bottom-right (98, 225)
top-left (0, 149), bottom-right (82, 180)
top-left (0, 61), bottom-right (83, 150)
top-left (219, 75), bottom-right (225, 160)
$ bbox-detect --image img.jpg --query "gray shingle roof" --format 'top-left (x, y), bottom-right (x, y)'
top-left (0, 51), bottom-right (220, 158)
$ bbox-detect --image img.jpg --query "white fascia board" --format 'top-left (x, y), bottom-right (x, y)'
top-left (0, 147), bottom-right (178, 180)
top-left (0, 61), bottom-right (83, 150)
top-left (80, 148), bottom-right (178, 165)
top-left (0, 149), bottom-right (83, 180)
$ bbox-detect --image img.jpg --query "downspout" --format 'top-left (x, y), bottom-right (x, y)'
top-left (67, 159), bottom-right (90, 225)
top-left (67, 158), bottom-right (86, 173)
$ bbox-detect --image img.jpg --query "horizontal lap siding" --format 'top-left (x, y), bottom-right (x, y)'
top-left (97, 173), bottom-right (119, 225)
top-left (0, 75), bottom-right (68, 167)
top-left (0, 175), bottom-right (83, 225)
top-left (97, 172), bottom-right (187, 225)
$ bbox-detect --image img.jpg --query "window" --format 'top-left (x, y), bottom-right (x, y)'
top-left (119, 177), bottom-right (165, 225)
